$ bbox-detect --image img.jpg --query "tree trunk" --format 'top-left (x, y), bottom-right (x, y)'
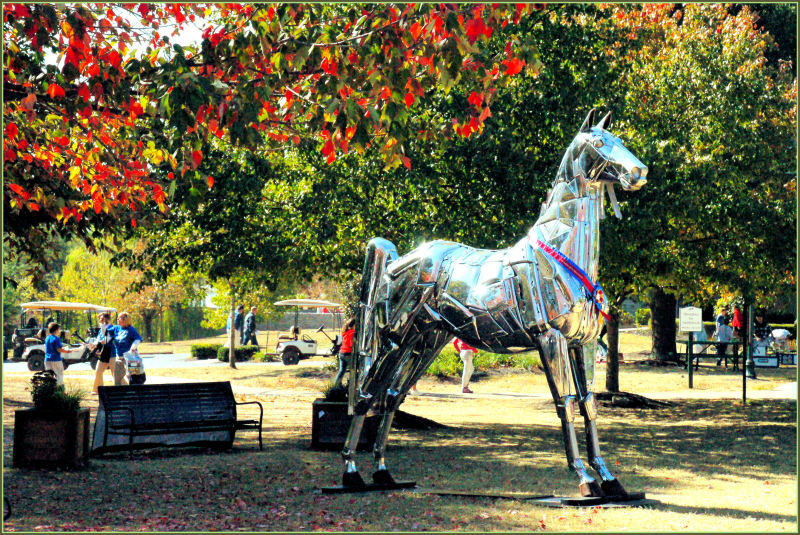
top-left (228, 284), bottom-right (237, 369)
top-left (142, 313), bottom-right (154, 342)
top-left (650, 287), bottom-right (678, 361)
top-left (605, 311), bottom-right (620, 393)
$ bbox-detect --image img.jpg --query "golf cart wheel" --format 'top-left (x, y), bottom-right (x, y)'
top-left (282, 348), bottom-right (301, 366)
top-left (27, 353), bottom-right (44, 372)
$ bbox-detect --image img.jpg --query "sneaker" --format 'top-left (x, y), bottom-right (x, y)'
top-left (462, 387), bottom-right (473, 394)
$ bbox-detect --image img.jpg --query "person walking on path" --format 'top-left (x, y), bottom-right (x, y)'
top-left (234, 305), bottom-right (244, 345)
top-left (333, 319), bottom-right (355, 388)
top-left (91, 312), bottom-right (116, 394)
top-left (242, 306), bottom-right (259, 347)
top-left (44, 323), bottom-right (76, 386)
top-left (453, 338), bottom-right (477, 394)
top-left (110, 312), bottom-right (142, 386)
top-left (731, 305), bottom-right (744, 339)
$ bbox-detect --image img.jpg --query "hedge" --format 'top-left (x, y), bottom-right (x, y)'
top-left (191, 344), bottom-right (223, 360)
top-left (425, 346), bottom-right (542, 378)
top-left (217, 345), bottom-right (259, 362)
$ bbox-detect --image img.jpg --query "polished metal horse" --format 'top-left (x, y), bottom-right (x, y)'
top-left (340, 110), bottom-right (647, 499)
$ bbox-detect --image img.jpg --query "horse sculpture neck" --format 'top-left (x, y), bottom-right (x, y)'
top-left (528, 134), bottom-right (605, 288)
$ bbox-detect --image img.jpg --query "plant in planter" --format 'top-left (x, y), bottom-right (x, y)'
top-left (311, 381), bottom-right (379, 451)
top-left (13, 371), bottom-right (90, 469)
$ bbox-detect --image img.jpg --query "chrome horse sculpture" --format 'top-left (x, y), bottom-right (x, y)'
top-left (339, 110), bottom-right (647, 499)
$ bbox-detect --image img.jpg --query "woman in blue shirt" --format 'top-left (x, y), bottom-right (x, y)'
top-left (110, 312), bottom-right (142, 386)
top-left (44, 323), bottom-right (76, 386)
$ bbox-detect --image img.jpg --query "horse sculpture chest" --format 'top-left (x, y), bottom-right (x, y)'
top-left (334, 109), bottom-right (648, 501)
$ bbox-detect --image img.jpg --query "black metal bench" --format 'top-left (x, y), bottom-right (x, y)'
top-left (93, 382), bottom-right (262, 456)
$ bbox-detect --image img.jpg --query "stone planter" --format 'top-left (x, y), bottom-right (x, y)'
top-left (311, 399), bottom-right (379, 452)
top-left (13, 408), bottom-right (90, 469)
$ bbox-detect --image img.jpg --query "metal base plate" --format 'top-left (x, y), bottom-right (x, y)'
top-left (416, 489), bottom-right (554, 501)
top-left (320, 481), bottom-right (417, 494)
top-left (530, 494), bottom-right (651, 508)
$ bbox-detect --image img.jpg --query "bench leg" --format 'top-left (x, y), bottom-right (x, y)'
top-left (128, 431), bottom-right (134, 458)
top-left (258, 425), bottom-right (263, 451)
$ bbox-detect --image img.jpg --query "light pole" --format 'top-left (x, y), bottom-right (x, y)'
top-left (745, 303), bottom-right (757, 380)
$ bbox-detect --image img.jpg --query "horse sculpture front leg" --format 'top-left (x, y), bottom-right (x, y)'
top-left (571, 345), bottom-right (639, 500)
top-left (537, 330), bottom-right (604, 497)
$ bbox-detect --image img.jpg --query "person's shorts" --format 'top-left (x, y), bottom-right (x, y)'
top-left (99, 344), bottom-right (113, 363)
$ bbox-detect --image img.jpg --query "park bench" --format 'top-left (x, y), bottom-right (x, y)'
top-left (92, 381), bottom-right (262, 456)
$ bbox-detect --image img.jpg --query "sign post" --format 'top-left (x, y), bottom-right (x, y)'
top-left (679, 307), bottom-right (703, 389)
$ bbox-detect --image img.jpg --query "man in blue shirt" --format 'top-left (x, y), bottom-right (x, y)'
top-left (44, 323), bottom-right (75, 386)
top-left (242, 306), bottom-right (258, 347)
top-left (110, 312), bottom-right (142, 386)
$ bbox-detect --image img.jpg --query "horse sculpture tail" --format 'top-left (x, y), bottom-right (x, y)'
top-left (349, 238), bottom-right (399, 415)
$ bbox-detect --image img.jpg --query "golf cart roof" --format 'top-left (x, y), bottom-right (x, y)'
top-left (20, 301), bottom-right (117, 313)
top-left (273, 299), bottom-right (341, 309)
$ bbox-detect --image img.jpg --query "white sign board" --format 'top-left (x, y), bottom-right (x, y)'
top-left (679, 307), bottom-right (703, 332)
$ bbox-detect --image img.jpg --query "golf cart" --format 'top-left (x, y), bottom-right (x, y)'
top-left (273, 299), bottom-right (343, 365)
top-left (14, 301), bottom-right (116, 372)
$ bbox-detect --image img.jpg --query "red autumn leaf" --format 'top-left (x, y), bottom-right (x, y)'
top-left (56, 136), bottom-right (70, 146)
top-left (404, 92), bottom-right (415, 108)
top-left (207, 175), bottom-right (214, 188)
top-left (502, 58), bottom-right (525, 75)
top-left (321, 139), bottom-right (334, 157)
top-left (348, 51), bottom-right (358, 64)
top-left (5, 122), bottom-right (18, 140)
top-left (47, 84), bottom-right (66, 99)
top-left (379, 86), bottom-right (392, 100)
top-left (467, 91), bottom-right (483, 107)
top-left (28, 202), bottom-right (39, 211)
top-left (9, 183), bottom-right (27, 198)
top-left (137, 4), bottom-right (149, 17)
top-left (410, 22), bottom-right (422, 41)
top-left (131, 217), bottom-right (137, 228)
top-left (401, 155), bottom-right (411, 169)
top-left (77, 83), bottom-right (91, 102)
top-left (192, 150), bottom-right (203, 167)
top-left (108, 49), bottom-right (122, 68)
top-left (465, 17), bottom-right (486, 44)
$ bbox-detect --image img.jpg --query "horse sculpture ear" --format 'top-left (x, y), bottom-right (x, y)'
top-left (580, 108), bottom-right (596, 132)
top-left (596, 111), bottom-right (612, 130)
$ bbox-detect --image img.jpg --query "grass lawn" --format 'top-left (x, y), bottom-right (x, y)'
top-left (3, 345), bottom-right (797, 532)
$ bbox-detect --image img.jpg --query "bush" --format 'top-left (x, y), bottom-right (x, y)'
top-left (217, 345), bottom-right (259, 362)
top-left (425, 347), bottom-right (462, 377)
top-left (635, 308), bottom-right (652, 327)
top-left (255, 351), bottom-right (279, 363)
top-left (424, 347), bottom-right (542, 377)
top-left (618, 310), bottom-right (635, 326)
top-left (191, 344), bottom-right (222, 360)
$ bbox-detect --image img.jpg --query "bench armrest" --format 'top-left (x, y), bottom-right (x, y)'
top-left (235, 400), bottom-right (263, 425)
top-left (105, 406), bottom-right (136, 427)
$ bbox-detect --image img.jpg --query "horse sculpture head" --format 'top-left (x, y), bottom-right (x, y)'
top-left (574, 109), bottom-right (648, 192)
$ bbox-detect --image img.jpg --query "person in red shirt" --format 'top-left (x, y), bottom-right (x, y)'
top-left (731, 305), bottom-right (744, 339)
top-left (333, 318), bottom-right (356, 388)
top-left (453, 338), bottom-right (478, 393)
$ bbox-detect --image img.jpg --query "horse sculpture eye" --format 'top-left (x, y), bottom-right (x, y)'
top-left (593, 139), bottom-right (604, 149)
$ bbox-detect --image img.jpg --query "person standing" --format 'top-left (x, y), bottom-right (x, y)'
top-left (453, 338), bottom-right (477, 394)
top-left (731, 305), bottom-right (744, 339)
top-left (333, 319), bottom-right (355, 388)
top-left (713, 316), bottom-right (733, 366)
top-left (242, 306), bottom-right (258, 347)
top-left (44, 323), bottom-right (75, 386)
top-left (91, 312), bottom-right (116, 394)
top-left (233, 305), bottom-right (244, 345)
top-left (110, 312), bottom-right (142, 386)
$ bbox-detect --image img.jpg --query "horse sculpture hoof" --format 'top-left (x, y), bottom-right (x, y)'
top-left (600, 479), bottom-right (645, 501)
top-left (342, 470), bottom-right (367, 489)
top-left (579, 480), bottom-right (605, 498)
top-left (372, 469), bottom-right (396, 486)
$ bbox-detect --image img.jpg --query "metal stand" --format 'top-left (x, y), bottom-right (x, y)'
top-left (320, 480), bottom-right (417, 494)
top-left (745, 304), bottom-right (757, 380)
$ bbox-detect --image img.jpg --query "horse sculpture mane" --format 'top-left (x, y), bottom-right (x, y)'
top-left (334, 109), bottom-right (648, 501)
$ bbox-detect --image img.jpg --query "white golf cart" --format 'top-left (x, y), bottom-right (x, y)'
top-left (15, 301), bottom-right (116, 372)
top-left (273, 299), bottom-right (343, 365)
